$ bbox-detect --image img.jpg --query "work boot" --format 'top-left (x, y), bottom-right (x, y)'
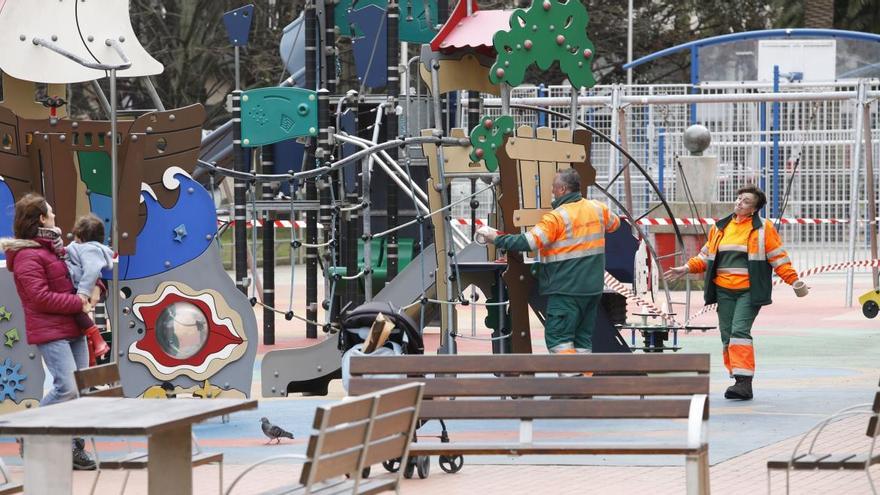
top-left (72, 438), bottom-right (96, 470)
top-left (724, 375), bottom-right (753, 400)
top-left (84, 326), bottom-right (110, 367)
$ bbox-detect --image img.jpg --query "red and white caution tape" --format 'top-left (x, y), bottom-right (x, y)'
top-left (604, 272), bottom-right (679, 326)
top-left (218, 219), bottom-right (320, 229)
top-left (627, 217), bottom-right (870, 226)
top-left (684, 259), bottom-right (880, 323)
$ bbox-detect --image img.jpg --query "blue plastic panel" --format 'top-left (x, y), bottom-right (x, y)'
top-left (223, 4), bottom-right (255, 47)
top-left (349, 4), bottom-right (388, 89)
top-left (118, 173), bottom-right (216, 280)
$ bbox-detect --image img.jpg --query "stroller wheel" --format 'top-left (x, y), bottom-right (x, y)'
top-left (345, 466), bottom-right (371, 479)
top-left (416, 456), bottom-right (430, 479)
top-left (383, 458), bottom-right (401, 473)
top-left (439, 455), bottom-right (463, 473)
top-left (403, 458), bottom-right (416, 479)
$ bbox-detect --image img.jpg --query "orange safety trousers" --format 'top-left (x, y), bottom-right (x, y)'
top-left (717, 286), bottom-right (760, 377)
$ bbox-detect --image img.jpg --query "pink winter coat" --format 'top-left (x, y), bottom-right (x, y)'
top-left (1, 238), bottom-right (83, 345)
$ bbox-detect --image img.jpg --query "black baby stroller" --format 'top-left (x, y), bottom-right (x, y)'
top-left (338, 301), bottom-right (461, 479)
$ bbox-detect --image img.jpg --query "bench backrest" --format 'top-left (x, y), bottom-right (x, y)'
top-left (75, 363), bottom-right (124, 398)
top-left (300, 382), bottom-right (424, 487)
top-left (349, 354), bottom-right (709, 421)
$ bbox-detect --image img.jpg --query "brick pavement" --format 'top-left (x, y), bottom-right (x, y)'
top-left (5, 414), bottom-right (874, 494)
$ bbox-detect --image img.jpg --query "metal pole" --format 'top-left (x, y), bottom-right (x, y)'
top-left (626, 0), bottom-right (633, 86)
top-left (109, 69), bottom-right (120, 362)
top-left (141, 76), bottom-right (165, 112)
top-left (386, 0), bottom-right (400, 280)
top-left (772, 65), bottom-right (781, 217)
top-left (234, 46), bottom-right (241, 91)
top-left (846, 81), bottom-right (867, 307)
top-left (232, 92), bottom-right (248, 296)
top-left (569, 86), bottom-right (578, 131)
top-left (305, 0), bottom-right (319, 337)
top-left (262, 145), bottom-right (276, 345)
top-left (863, 100), bottom-right (879, 288)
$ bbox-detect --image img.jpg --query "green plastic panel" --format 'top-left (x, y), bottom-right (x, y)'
top-left (78, 151), bottom-right (111, 196)
top-left (240, 87), bottom-right (317, 147)
top-left (490, 0), bottom-right (596, 89)
top-left (469, 115), bottom-right (515, 172)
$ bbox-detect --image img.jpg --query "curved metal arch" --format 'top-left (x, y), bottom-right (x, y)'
top-left (509, 103), bottom-right (689, 319)
top-left (623, 28), bottom-right (880, 71)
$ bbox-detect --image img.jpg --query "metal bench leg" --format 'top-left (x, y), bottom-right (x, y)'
top-left (785, 467), bottom-right (790, 495)
top-left (119, 470), bottom-right (132, 495)
top-left (686, 454), bottom-right (703, 495)
top-left (766, 468), bottom-right (771, 495)
top-left (700, 450), bottom-right (710, 494)
top-left (219, 459), bottom-right (224, 495)
top-left (866, 464), bottom-right (878, 495)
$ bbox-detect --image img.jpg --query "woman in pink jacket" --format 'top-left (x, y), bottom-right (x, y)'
top-left (1, 193), bottom-right (95, 470)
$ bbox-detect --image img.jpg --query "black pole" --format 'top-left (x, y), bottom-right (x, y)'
top-left (232, 90), bottom-right (248, 295)
top-left (262, 145), bottom-right (276, 345)
top-left (305, 0), bottom-right (319, 338)
top-left (467, 90), bottom-right (481, 131)
top-left (385, 0), bottom-right (400, 280)
top-left (345, 102), bottom-right (361, 306)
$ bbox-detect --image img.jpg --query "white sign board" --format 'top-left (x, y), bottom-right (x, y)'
top-left (757, 39), bottom-right (836, 82)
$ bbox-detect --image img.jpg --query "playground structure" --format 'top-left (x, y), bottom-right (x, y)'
top-left (0, 0), bottom-right (877, 412)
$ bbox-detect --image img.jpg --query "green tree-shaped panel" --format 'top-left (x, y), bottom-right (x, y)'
top-left (469, 115), bottom-right (515, 172)
top-left (489, 0), bottom-right (596, 89)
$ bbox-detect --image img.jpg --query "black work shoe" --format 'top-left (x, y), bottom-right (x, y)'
top-left (73, 447), bottom-right (97, 470)
top-left (724, 375), bottom-right (753, 400)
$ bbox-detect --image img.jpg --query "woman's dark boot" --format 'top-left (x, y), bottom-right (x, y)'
top-left (724, 375), bottom-right (753, 400)
top-left (72, 438), bottom-right (96, 470)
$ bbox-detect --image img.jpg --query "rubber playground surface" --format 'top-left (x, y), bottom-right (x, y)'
top-left (2, 269), bottom-right (879, 494)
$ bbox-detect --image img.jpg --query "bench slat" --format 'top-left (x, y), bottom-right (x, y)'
top-left (409, 442), bottom-right (705, 456)
top-left (256, 477), bottom-right (397, 495)
top-left (417, 398), bottom-right (693, 419)
top-left (305, 434), bottom-right (408, 482)
top-left (349, 354), bottom-right (710, 375)
top-left (309, 408), bottom-right (416, 454)
top-left (349, 376), bottom-right (709, 397)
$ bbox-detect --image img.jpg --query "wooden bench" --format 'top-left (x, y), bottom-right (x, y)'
top-left (349, 353), bottom-right (710, 494)
top-left (767, 380), bottom-right (880, 493)
top-left (74, 364), bottom-right (223, 495)
top-left (226, 383), bottom-right (424, 495)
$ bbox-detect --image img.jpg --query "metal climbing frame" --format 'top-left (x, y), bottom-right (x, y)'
top-left (473, 82), bottom-right (880, 285)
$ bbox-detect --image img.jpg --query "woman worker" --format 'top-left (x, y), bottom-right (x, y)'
top-left (664, 186), bottom-right (809, 400)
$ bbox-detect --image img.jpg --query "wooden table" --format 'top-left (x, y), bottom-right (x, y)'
top-left (0, 397), bottom-right (257, 495)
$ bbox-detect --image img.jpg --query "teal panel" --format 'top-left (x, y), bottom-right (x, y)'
top-left (399, 0), bottom-right (439, 43)
top-left (240, 87), bottom-right (318, 147)
top-left (336, 0), bottom-right (437, 43)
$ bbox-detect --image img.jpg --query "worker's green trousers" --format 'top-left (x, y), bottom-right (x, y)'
top-left (544, 294), bottom-right (601, 353)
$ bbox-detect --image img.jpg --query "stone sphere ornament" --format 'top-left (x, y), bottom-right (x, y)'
top-left (683, 124), bottom-right (711, 156)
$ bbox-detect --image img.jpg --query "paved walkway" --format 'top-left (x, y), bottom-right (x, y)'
top-left (2, 269), bottom-right (879, 493)
top-left (7, 414), bottom-right (874, 494)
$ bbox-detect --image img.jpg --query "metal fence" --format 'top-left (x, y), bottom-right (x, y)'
top-left (464, 81), bottom-right (880, 272)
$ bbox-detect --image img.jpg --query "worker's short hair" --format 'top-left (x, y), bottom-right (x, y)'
top-left (736, 185), bottom-right (766, 211)
top-left (72, 214), bottom-right (105, 243)
top-left (556, 168), bottom-right (581, 193)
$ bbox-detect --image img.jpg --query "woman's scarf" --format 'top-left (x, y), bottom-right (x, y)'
top-left (36, 227), bottom-right (66, 259)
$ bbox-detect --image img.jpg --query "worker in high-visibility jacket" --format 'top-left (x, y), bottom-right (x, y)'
top-left (478, 168), bottom-right (620, 354)
top-left (664, 186), bottom-right (809, 400)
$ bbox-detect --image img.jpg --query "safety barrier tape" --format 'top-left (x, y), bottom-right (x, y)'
top-left (219, 217), bottom-right (874, 229)
top-left (603, 272), bottom-right (680, 326)
top-left (218, 219), bottom-right (320, 229)
top-left (683, 259), bottom-right (880, 323)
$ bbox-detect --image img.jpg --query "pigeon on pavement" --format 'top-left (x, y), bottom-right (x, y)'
top-left (261, 417), bottom-right (294, 444)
